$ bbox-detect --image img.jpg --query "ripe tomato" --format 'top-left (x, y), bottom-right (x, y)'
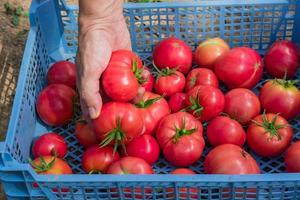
top-left (36, 84), bottom-right (76, 126)
top-left (185, 85), bottom-right (225, 122)
top-left (32, 133), bottom-right (67, 158)
top-left (47, 60), bottom-right (76, 89)
top-left (107, 156), bottom-right (153, 174)
top-left (30, 156), bottom-right (72, 175)
top-left (154, 69), bottom-right (185, 97)
top-left (109, 49), bottom-right (143, 69)
top-left (168, 168), bottom-right (198, 199)
top-left (153, 37), bottom-right (193, 74)
top-left (75, 122), bottom-right (99, 148)
top-left (285, 141), bottom-right (300, 172)
top-left (264, 40), bottom-right (299, 78)
top-left (168, 92), bottom-right (187, 113)
top-left (141, 67), bottom-right (154, 92)
top-left (204, 144), bottom-right (260, 174)
top-left (92, 102), bottom-right (144, 151)
top-left (195, 37), bottom-right (230, 69)
top-left (135, 92), bottom-right (170, 135)
top-left (81, 146), bottom-right (120, 174)
top-left (124, 134), bottom-right (160, 165)
top-left (185, 68), bottom-right (219, 91)
top-left (156, 112), bottom-right (205, 167)
top-left (247, 113), bottom-right (293, 157)
top-left (215, 47), bottom-right (263, 89)
top-left (224, 88), bottom-right (261, 124)
top-left (207, 116), bottom-right (246, 147)
top-left (101, 62), bottom-right (139, 102)
top-left (259, 79), bottom-right (300, 120)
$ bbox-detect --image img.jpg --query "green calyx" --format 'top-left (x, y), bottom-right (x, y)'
top-left (152, 62), bottom-right (177, 77)
top-left (135, 96), bottom-right (162, 108)
top-left (132, 60), bottom-right (146, 85)
top-left (89, 169), bottom-right (102, 175)
top-left (252, 113), bottom-right (286, 140)
top-left (172, 118), bottom-right (197, 143)
top-left (273, 78), bottom-right (300, 88)
top-left (183, 95), bottom-right (203, 118)
top-left (100, 117), bottom-right (127, 155)
top-left (29, 156), bottom-right (56, 173)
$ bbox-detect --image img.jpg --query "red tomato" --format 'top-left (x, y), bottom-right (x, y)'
top-left (102, 62), bottom-right (139, 102)
top-left (285, 141), bottom-right (300, 172)
top-left (156, 112), bottom-right (205, 167)
top-left (204, 144), bottom-right (260, 174)
top-left (154, 69), bottom-right (185, 97)
top-left (185, 68), bottom-right (219, 91)
top-left (124, 135), bottom-right (160, 165)
top-left (224, 88), bottom-right (261, 125)
top-left (264, 40), bottom-right (299, 78)
top-left (110, 49), bottom-right (143, 69)
top-left (75, 122), bottom-right (99, 148)
top-left (259, 79), bottom-right (300, 120)
top-left (135, 92), bottom-right (170, 135)
top-left (247, 113), bottom-right (293, 157)
top-left (30, 156), bottom-right (72, 175)
top-left (107, 156), bottom-right (153, 174)
top-left (195, 37), bottom-right (230, 69)
top-left (215, 47), bottom-right (263, 89)
top-left (168, 168), bottom-right (198, 199)
top-left (36, 84), bottom-right (76, 126)
top-left (153, 37), bottom-right (193, 74)
top-left (207, 116), bottom-right (246, 147)
top-left (47, 61), bottom-right (76, 89)
top-left (141, 67), bottom-right (154, 92)
top-left (168, 92), bottom-right (187, 113)
top-left (185, 85), bottom-right (225, 122)
top-left (92, 102), bottom-right (144, 151)
top-left (81, 146), bottom-right (120, 174)
top-left (32, 133), bottom-right (67, 158)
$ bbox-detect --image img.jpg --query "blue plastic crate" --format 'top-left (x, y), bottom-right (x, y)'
top-left (0, 0), bottom-right (300, 199)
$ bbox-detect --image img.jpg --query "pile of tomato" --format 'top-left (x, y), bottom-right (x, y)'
top-left (30, 37), bottom-right (300, 180)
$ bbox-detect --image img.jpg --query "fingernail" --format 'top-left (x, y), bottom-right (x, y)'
top-left (88, 107), bottom-right (99, 119)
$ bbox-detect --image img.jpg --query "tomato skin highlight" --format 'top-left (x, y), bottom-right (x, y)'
top-left (264, 40), bottom-right (299, 78)
top-left (215, 47), bottom-right (263, 89)
top-left (153, 37), bottom-right (193, 74)
top-left (109, 49), bottom-right (143, 69)
top-left (32, 133), bottom-right (68, 158)
top-left (247, 113), bottom-right (293, 157)
top-left (207, 116), bottom-right (246, 147)
top-left (185, 68), bottom-right (219, 91)
top-left (285, 141), bottom-right (300, 172)
top-left (224, 88), bottom-right (261, 125)
top-left (36, 84), bottom-right (76, 126)
top-left (259, 79), bottom-right (300, 120)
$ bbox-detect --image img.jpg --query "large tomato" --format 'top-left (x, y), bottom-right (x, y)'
top-left (47, 60), bottom-right (76, 89)
top-left (92, 102), bottom-right (144, 151)
top-left (204, 144), bottom-right (260, 174)
top-left (81, 146), bottom-right (120, 174)
top-left (156, 112), bottom-right (205, 167)
top-left (109, 49), bottom-right (143, 69)
top-left (107, 156), bottom-right (153, 174)
top-left (30, 156), bottom-right (72, 175)
top-left (285, 141), bottom-right (300, 172)
top-left (224, 88), bottom-right (261, 124)
top-left (195, 37), bottom-right (230, 69)
top-left (154, 69), bottom-right (185, 97)
top-left (124, 134), bottom-right (160, 165)
top-left (101, 62), bottom-right (139, 102)
top-left (215, 47), bottom-right (263, 89)
top-left (247, 113), bottom-right (293, 157)
top-left (185, 85), bottom-right (225, 122)
top-left (36, 84), bottom-right (76, 126)
top-left (185, 68), bottom-right (219, 91)
top-left (75, 121), bottom-right (99, 148)
top-left (207, 116), bottom-right (246, 147)
top-left (153, 37), bottom-right (193, 74)
top-left (168, 92), bottom-right (187, 113)
top-left (32, 133), bottom-right (68, 158)
top-left (259, 79), bottom-right (300, 120)
top-left (135, 92), bottom-right (170, 135)
top-left (264, 40), bottom-right (299, 78)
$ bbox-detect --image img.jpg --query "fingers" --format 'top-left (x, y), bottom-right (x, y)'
top-left (132, 86), bottom-right (146, 104)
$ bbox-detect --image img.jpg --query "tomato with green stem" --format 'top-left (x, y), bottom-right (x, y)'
top-left (185, 68), bottom-right (219, 91)
top-left (30, 156), bottom-right (72, 175)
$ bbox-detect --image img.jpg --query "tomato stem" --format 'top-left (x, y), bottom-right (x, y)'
top-left (29, 156), bottom-right (56, 173)
top-left (135, 96), bottom-right (162, 108)
top-left (152, 62), bottom-right (177, 77)
top-left (185, 94), bottom-right (204, 118)
top-left (132, 60), bottom-right (146, 85)
top-left (172, 117), bottom-right (197, 143)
